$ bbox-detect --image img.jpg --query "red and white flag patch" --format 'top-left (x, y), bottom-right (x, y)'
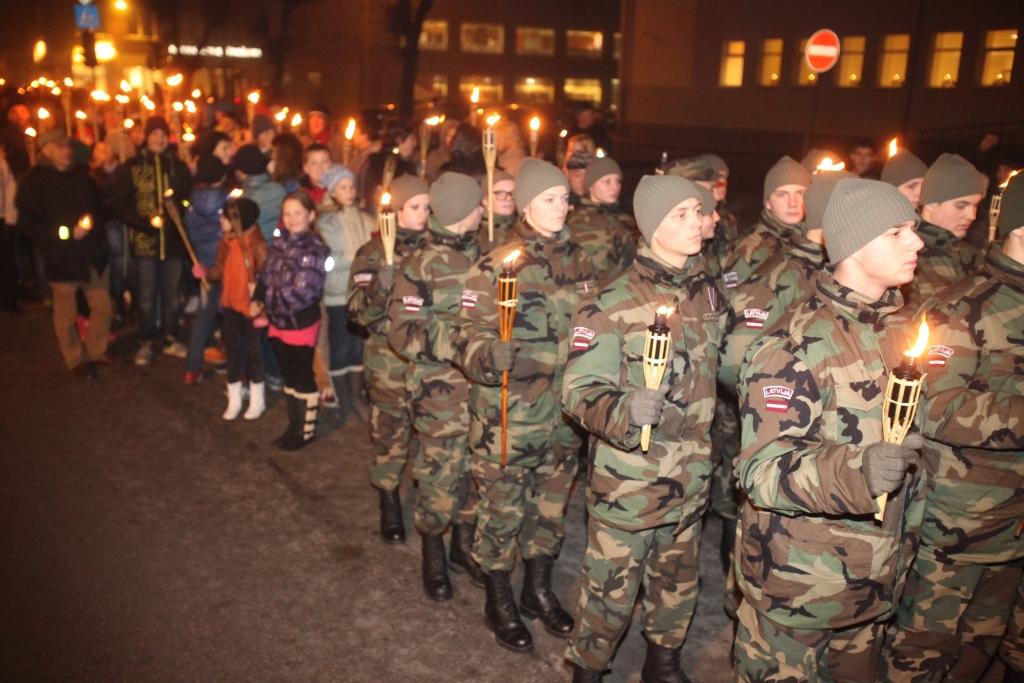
top-left (354, 272), bottom-right (373, 288)
top-left (926, 344), bottom-right (954, 367)
top-left (723, 271), bottom-right (739, 289)
top-left (403, 295), bottom-right (424, 312)
top-left (744, 308), bottom-right (769, 329)
top-left (460, 289), bottom-right (479, 309)
top-left (572, 326), bottom-right (596, 350)
top-left (763, 385), bottom-right (794, 413)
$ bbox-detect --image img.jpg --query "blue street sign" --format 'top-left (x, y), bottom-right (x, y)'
top-left (75, 4), bottom-right (100, 31)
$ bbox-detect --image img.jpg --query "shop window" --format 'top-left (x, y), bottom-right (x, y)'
top-left (878, 34), bottom-right (910, 88)
top-left (980, 29), bottom-right (1017, 86)
top-left (759, 38), bottom-right (783, 86)
top-left (836, 35), bottom-right (865, 87)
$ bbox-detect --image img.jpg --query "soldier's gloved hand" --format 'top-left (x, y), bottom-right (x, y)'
top-left (377, 264), bottom-right (396, 291)
top-left (628, 388), bottom-right (666, 427)
top-left (861, 433), bottom-right (924, 497)
top-left (491, 340), bottom-right (517, 372)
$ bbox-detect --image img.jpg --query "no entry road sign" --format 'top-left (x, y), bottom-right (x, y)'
top-left (805, 29), bottom-right (841, 74)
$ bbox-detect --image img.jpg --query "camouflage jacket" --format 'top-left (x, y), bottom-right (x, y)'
top-left (735, 270), bottom-right (927, 630)
top-left (476, 212), bottom-right (516, 255)
top-left (568, 198), bottom-right (639, 286)
top-left (707, 204), bottom-right (740, 274)
top-left (917, 246), bottom-right (1024, 563)
top-left (387, 220), bottom-right (480, 438)
top-left (563, 245), bottom-right (725, 531)
top-left (719, 228), bottom-right (824, 389)
top-left (347, 227), bottom-right (429, 337)
top-left (903, 221), bottom-right (984, 311)
top-left (722, 209), bottom-right (799, 293)
top-left (456, 220), bottom-right (597, 467)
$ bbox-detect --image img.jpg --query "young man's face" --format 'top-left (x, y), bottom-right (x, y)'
top-left (213, 139), bottom-right (233, 166)
top-left (652, 197), bottom-right (704, 258)
top-left (850, 220), bottom-right (924, 289)
top-left (850, 146), bottom-right (877, 175)
top-left (700, 206), bottom-right (719, 241)
top-left (897, 178), bottom-right (924, 209)
top-left (524, 186), bottom-right (570, 237)
top-left (589, 173), bottom-right (622, 204)
top-left (398, 193), bottom-right (430, 231)
top-left (765, 184), bottom-right (806, 225)
top-left (490, 179), bottom-right (515, 217)
top-left (567, 168), bottom-right (587, 197)
top-left (257, 129), bottom-right (275, 152)
top-left (923, 194), bottom-right (982, 239)
top-left (303, 150), bottom-right (331, 186)
top-left (147, 129), bottom-right (169, 154)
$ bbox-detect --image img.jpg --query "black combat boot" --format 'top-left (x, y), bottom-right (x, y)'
top-left (483, 570), bottom-right (533, 653)
top-left (520, 556), bottom-right (574, 637)
top-left (378, 487), bottom-right (406, 544)
top-left (572, 663), bottom-right (605, 682)
top-left (279, 392), bottom-right (318, 451)
top-left (449, 523), bottom-right (484, 588)
top-left (640, 640), bottom-right (691, 683)
top-left (420, 532), bottom-right (453, 602)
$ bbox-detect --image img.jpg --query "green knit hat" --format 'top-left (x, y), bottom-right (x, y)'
top-left (697, 153), bottom-right (728, 180)
top-left (633, 175), bottom-right (702, 243)
top-left (480, 169), bottom-right (513, 195)
top-left (998, 172), bottom-right (1024, 239)
top-left (881, 149), bottom-right (927, 188)
top-left (584, 157), bottom-right (622, 191)
top-left (764, 155), bottom-right (812, 202)
top-left (430, 172), bottom-right (482, 227)
top-left (513, 158), bottom-right (568, 212)
top-left (823, 178), bottom-right (919, 264)
top-left (921, 153), bottom-right (989, 205)
top-left (804, 170), bottom-right (856, 231)
top-left (389, 174), bottom-right (429, 211)
top-left (666, 156), bottom-right (715, 182)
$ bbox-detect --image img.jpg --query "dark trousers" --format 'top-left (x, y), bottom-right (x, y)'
top-left (0, 223), bottom-right (17, 310)
top-left (222, 309), bottom-right (264, 384)
top-left (271, 338), bottom-right (316, 394)
top-left (135, 256), bottom-right (183, 342)
top-left (326, 304), bottom-right (364, 372)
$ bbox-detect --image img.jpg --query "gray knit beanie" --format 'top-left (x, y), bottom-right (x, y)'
top-left (881, 149), bottom-right (927, 188)
top-left (697, 153), bottom-right (728, 180)
top-left (513, 158), bottom-right (568, 212)
top-left (764, 156), bottom-right (812, 202)
top-left (480, 169), bottom-right (514, 196)
top-left (633, 175), bottom-right (702, 243)
top-left (584, 157), bottom-right (622, 191)
top-left (430, 172), bottom-right (483, 227)
top-left (389, 174), bottom-right (430, 211)
top-left (823, 178), bottom-right (919, 264)
top-left (921, 153), bottom-right (989, 205)
top-left (666, 156), bottom-right (715, 182)
top-left (998, 172), bottom-right (1024, 239)
top-left (805, 170), bottom-right (856, 230)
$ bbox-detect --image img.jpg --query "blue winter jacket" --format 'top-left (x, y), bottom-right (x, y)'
top-left (185, 186), bottom-right (227, 267)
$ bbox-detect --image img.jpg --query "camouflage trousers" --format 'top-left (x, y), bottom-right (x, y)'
top-left (734, 599), bottom-right (884, 683)
top-left (369, 403), bottom-right (413, 491)
top-left (709, 393), bottom-right (740, 521)
top-left (471, 422), bottom-right (580, 572)
top-left (413, 433), bottom-right (479, 536)
top-left (884, 548), bottom-right (1024, 682)
top-left (565, 518), bottom-right (703, 672)
top-left (1001, 573), bottom-right (1024, 672)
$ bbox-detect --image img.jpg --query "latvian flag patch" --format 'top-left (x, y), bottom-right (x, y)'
top-left (403, 295), bottom-right (424, 312)
top-left (723, 271), bottom-right (739, 289)
top-left (354, 272), bottom-right (374, 288)
top-left (460, 289), bottom-right (479, 309)
top-left (744, 308), bottom-right (769, 329)
top-left (926, 344), bottom-right (954, 367)
top-left (763, 385), bottom-right (793, 413)
top-left (572, 326), bottom-right (596, 350)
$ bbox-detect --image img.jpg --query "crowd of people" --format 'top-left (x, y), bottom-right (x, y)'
top-left (1, 93), bottom-right (1022, 683)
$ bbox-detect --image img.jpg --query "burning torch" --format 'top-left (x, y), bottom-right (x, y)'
top-left (528, 116), bottom-right (541, 159)
top-left (342, 117), bottom-right (356, 167)
top-left (641, 306), bottom-right (673, 452)
top-left (378, 191), bottom-right (397, 266)
top-left (483, 114), bottom-right (500, 244)
top-left (162, 188), bottom-right (207, 291)
top-left (24, 127), bottom-right (37, 165)
top-left (419, 114), bottom-right (442, 179)
top-left (498, 249), bottom-right (521, 467)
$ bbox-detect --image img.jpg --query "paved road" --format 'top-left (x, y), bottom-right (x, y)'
top-left (1, 305), bottom-right (733, 682)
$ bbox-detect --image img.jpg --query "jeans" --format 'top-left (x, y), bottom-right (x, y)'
top-left (185, 281), bottom-right (222, 373)
top-left (135, 256), bottom-right (184, 342)
top-left (104, 221), bottom-right (131, 314)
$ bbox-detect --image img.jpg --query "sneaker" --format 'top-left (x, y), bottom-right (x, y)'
top-left (183, 370), bottom-right (203, 385)
top-left (203, 347), bottom-right (226, 364)
top-left (162, 339), bottom-right (187, 359)
top-left (134, 342), bottom-right (155, 366)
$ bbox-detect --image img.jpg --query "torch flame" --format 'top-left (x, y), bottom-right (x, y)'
top-left (79, 214), bottom-right (92, 231)
top-left (123, 118), bottom-right (134, 129)
top-left (504, 249), bottom-right (522, 266)
top-left (470, 86), bottom-right (480, 104)
top-left (115, 94), bottom-right (130, 104)
top-left (486, 114), bottom-right (501, 128)
top-left (141, 96), bottom-right (156, 111)
top-left (75, 110), bottom-right (87, 121)
top-left (191, 88), bottom-right (202, 99)
top-left (887, 137), bottom-right (898, 159)
top-left (344, 117), bottom-right (356, 140)
top-left (228, 188), bottom-right (244, 199)
top-left (529, 116), bottom-right (540, 132)
top-left (596, 147), bottom-right (606, 158)
top-left (247, 91), bottom-right (260, 105)
top-left (63, 77), bottom-right (73, 87)
top-left (120, 79), bottom-right (131, 93)
top-left (656, 305), bottom-right (674, 317)
top-left (25, 127), bottom-right (37, 138)
top-left (51, 86), bottom-right (61, 96)
top-left (999, 169), bottom-right (1020, 190)
top-left (166, 73), bottom-right (184, 88)
top-left (172, 101), bottom-right (184, 112)
top-left (274, 110), bottom-right (287, 123)
top-left (424, 115), bottom-right (442, 126)
top-left (290, 113), bottom-right (302, 128)
top-left (815, 156), bottom-right (846, 173)
top-left (905, 318), bottom-right (929, 359)
top-left (37, 107), bottom-right (50, 120)
top-left (559, 128), bottom-right (568, 139)
top-left (381, 191), bottom-right (392, 207)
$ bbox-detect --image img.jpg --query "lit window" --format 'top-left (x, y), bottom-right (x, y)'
top-left (610, 77), bottom-right (621, 112)
top-left (719, 40), bottom-right (745, 87)
top-left (419, 20), bottom-right (448, 51)
top-left (459, 76), bottom-right (503, 103)
top-left (927, 32), bottom-right (962, 88)
top-left (980, 29), bottom-right (1017, 86)
top-left (613, 33), bottom-right (622, 60)
top-left (566, 30), bottom-right (604, 58)
top-left (878, 34), bottom-right (910, 88)
top-left (415, 74), bottom-right (448, 101)
top-left (836, 35), bottom-right (865, 87)
top-left (564, 78), bottom-right (602, 104)
top-left (516, 27), bottom-right (555, 56)
top-left (795, 39), bottom-right (819, 86)
top-left (759, 38), bottom-right (783, 86)
top-left (461, 23), bottom-right (504, 54)
top-left (514, 77), bottom-right (554, 103)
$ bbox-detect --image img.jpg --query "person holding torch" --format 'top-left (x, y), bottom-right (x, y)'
top-left (733, 179), bottom-right (927, 682)
top-left (562, 174), bottom-right (724, 682)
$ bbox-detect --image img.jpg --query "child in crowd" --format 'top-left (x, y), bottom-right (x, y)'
top-left (301, 143), bottom-right (333, 210)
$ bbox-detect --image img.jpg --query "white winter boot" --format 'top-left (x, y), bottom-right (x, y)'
top-left (244, 381), bottom-right (266, 420)
top-left (223, 381), bottom-right (243, 420)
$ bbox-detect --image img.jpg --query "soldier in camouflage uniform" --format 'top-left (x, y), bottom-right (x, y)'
top-left (456, 159), bottom-right (597, 654)
top-left (696, 153), bottom-right (740, 259)
top-left (386, 172), bottom-right (486, 601)
top-left (477, 169), bottom-right (517, 254)
top-left (881, 148), bottom-right (928, 210)
top-left (563, 175), bottom-right (723, 683)
top-left (1003, 575), bottom-right (1024, 681)
top-left (884, 173), bottom-right (1024, 682)
top-left (903, 153), bottom-right (988, 310)
top-left (567, 157), bottom-right (638, 286)
top-left (347, 175), bottom-right (430, 544)
top-left (734, 179), bottom-right (927, 682)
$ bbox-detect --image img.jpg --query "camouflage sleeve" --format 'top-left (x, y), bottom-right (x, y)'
top-left (562, 297), bottom-right (636, 450)
top-left (921, 305), bottom-right (1024, 449)
top-left (455, 256), bottom-right (503, 386)
top-left (737, 335), bottom-right (877, 516)
top-left (385, 253), bottom-right (432, 363)
top-left (347, 240), bottom-right (388, 329)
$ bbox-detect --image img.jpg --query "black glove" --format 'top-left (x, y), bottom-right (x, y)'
top-left (377, 264), bottom-right (396, 291)
top-left (628, 388), bottom-right (666, 428)
top-left (491, 340), bottom-right (517, 372)
top-left (861, 433), bottom-right (924, 497)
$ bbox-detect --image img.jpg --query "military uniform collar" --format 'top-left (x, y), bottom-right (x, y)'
top-left (579, 197), bottom-right (622, 213)
top-left (397, 226), bottom-right (428, 247)
top-left (917, 221), bottom-right (957, 248)
top-left (987, 246), bottom-right (1024, 286)
top-left (815, 269), bottom-right (904, 327)
top-left (760, 208), bottom-right (803, 240)
top-left (426, 216), bottom-right (474, 248)
top-left (513, 219), bottom-right (568, 245)
top-left (783, 228), bottom-right (825, 264)
top-left (634, 244), bottom-right (700, 287)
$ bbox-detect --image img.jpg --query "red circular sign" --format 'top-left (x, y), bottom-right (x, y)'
top-left (805, 29), bottom-right (841, 74)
